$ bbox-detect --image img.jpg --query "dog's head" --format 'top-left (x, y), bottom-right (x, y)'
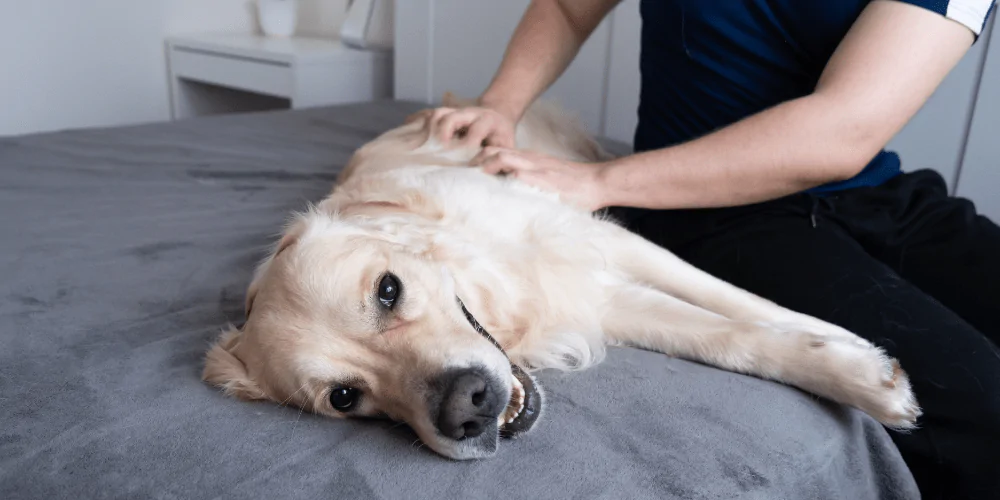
top-left (203, 209), bottom-right (542, 460)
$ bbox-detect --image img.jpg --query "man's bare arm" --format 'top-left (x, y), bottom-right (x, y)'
top-left (595, 0), bottom-right (975, 209)
top-left (434, 0), bottom-right (621, 148)
top-left (479, 0), bottom-right (621, 121)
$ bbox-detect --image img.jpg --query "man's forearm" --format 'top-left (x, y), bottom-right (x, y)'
top-left (479, 0), bottom-right (616, 121)
top-left (598, 1), bottom-right (972, 211)
top-left (600, 93), bottom-right (874, 210)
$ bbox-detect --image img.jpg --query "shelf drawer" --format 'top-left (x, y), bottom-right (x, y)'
top-left (168, 47), bottom-right (292, 98)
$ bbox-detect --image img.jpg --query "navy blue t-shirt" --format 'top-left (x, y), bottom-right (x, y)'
top-left (635, 0), bottom-right (995, 193)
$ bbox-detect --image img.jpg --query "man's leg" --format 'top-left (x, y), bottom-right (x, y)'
top-left (832, 169), bottom-right (1000, 344)
top-left (622, 200), bottom-right (1000, 500)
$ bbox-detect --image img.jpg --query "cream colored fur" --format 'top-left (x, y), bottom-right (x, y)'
top-left (203, 93), bottom-right (921, 460)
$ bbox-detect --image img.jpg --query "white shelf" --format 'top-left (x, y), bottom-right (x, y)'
top-left (166, 33), bottom-right (393, 120)
top-left (166, 34), bottom-right (387, 66)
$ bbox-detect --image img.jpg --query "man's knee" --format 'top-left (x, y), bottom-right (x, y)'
top-left (974, 386), bottom-right (1000, 429)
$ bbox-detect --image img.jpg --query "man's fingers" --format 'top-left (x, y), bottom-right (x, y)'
top-left (478, 150), bottom-right (536, 176)
top-left (471, 146), bottom-right (501, 165)
top-left (484, 130), bottom-right (515, 149)
top-left (423, 107), bottom-right (456, 137)
top-left (437, 110), bottom-right (479, 142)
top-left (474, 146), bottom-right (518, 165)
top-left (415, 107), bottom-right (451, 129)
top-left (479, 154), bottom-right (505, 175)
top-left (479, 153), bottom-right (519, 175)
top-left (462, 118), bottom-right (494, 148)
top-left (429, 107), bottom-right (455, 122)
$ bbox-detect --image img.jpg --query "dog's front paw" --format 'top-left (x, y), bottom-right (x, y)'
top-left (766, 324), bottom-right (921, 430)
top-left (818, 338), bottom-right (921, 429)
top-left (864, 355), bottom-right (921, 430)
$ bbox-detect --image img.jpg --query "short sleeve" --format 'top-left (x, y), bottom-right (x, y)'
top-left (895, 0), bottom-right (996, 36)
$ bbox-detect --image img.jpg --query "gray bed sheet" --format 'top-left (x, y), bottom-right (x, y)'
top-left (0, 101), bottom-right (919, 499)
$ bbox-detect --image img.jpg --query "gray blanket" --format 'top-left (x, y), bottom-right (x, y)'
top-left (0, 101), bottom-right (919, 499)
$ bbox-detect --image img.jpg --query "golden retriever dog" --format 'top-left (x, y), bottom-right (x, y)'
top-left (202, 94), bottom-right (920, 460)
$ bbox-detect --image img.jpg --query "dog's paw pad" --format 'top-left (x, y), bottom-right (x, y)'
top-left (871, 359), bottom-right (921, 430)
top-left (807, 335), bottom-right (827, 348)
top-left (881, 359), bottom-right (903, 389)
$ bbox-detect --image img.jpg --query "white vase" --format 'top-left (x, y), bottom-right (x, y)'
top-left (257, 0), bottom-right (298, 38)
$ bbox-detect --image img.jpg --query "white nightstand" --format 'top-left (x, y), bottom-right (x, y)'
top-left (166, 34), bottom-right (392, 120)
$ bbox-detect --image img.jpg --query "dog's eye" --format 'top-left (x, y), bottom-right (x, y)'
top-left (329, 387), bottom-right (360, 412)
top-left (377, 273), bottom-right (401, 308)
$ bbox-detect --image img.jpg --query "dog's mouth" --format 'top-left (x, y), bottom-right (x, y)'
top-left (457, 296), bottom-right (543, 437)
top-left (497, 364), bottom-right (541, 437)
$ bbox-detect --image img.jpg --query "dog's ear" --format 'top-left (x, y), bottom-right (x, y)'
top-left (246, 220), bottom-right (306, 316)
top-left (202, 326), bottom-right (267, 401)
top-left (321, 182), bottom-right (443, 221)
top-left (273, 223), bottom-right (302, 256)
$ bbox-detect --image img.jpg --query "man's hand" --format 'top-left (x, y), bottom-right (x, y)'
top-left (473, 146), bottom-right (609, 211)
top-left (404, 0), bottom-right (621, 151)
top-left (408, 106), bottom-right (519, 149)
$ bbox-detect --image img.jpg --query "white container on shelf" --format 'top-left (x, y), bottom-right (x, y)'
top-left (257, 0), bottom-right (298, 38)
top-left (340, 0), bottom-right (394, 50)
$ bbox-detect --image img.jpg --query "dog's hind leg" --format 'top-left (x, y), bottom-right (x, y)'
top-left (601, 283), bottom-right (920, 429)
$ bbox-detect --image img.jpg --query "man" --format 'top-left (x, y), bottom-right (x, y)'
top-left (426, 0), bottom-right (1000, 498)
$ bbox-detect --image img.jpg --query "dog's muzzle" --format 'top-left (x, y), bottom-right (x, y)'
top-left (456, 297), bottom-right (542, 437)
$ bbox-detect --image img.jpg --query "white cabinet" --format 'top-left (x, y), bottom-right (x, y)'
top-left (167, 34), bottom-right (392, 120)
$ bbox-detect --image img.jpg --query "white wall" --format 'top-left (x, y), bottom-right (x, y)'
top-left (0, 0), bottom-right (348, 137)
top-left (955, 23), bottom-right (1000, 219)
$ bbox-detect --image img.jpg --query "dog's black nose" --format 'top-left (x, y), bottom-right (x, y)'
top-left (434, 368), bottom-right (504, 440)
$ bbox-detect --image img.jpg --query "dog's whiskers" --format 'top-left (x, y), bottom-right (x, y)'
top-left (279, 381), bottom-right (313, 408)
top-left (292, 402), bottom-right (307, 431)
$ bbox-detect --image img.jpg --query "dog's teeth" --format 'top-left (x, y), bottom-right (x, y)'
top-left (499, 374), bottom-right (529, 427)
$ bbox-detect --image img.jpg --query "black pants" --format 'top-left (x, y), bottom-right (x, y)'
top-left (613, 170), bottom-right (1000, 499)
